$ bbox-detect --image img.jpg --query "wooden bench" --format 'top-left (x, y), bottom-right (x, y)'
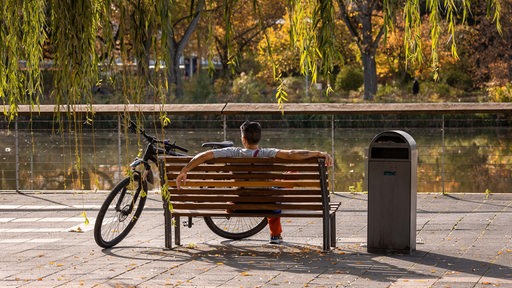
top-left (158, 156), bottom-right (341, 251)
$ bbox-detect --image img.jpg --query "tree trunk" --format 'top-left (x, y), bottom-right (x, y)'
top-left (337, 0), bottom-right (384, 101)
top-left (362, 53), bottom-right (377, 101)
top-left (166, 0), bottom-right (205, 99)
top-left (360, 2), bottom-right (378, 101)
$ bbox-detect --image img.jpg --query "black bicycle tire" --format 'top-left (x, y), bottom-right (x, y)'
top-left (203, 216), bottom-right (268, 240)
top-left (94, 175), bottom-right (146, 248)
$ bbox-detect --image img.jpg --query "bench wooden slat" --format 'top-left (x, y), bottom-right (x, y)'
top-left (172, 180), bottom-right (320, 188)
top-left (171, 210), bottom-right (325, 217)
top-left (170, 195), bottom-right (322, 203)
top-left (163, 157), bottom-right (320, 164)
top-left (172, 203), bottom-right (323, 210)
top-left (165, 172), bottom-right (322, 180)
top-left (164, 164), bottom-right (321, 172)
top-left (166, 188), bottom-right (322, 196)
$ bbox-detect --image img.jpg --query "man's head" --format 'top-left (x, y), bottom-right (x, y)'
top-left (240, 121), bottom-right (261, 146)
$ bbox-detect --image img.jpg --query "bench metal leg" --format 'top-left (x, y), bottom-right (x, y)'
top-left (163, 203), bottom-right (173, 249)
top-left (175, 216), bottom-right (181, 246)
top-left (330, 213), bottom-right (337, 248)
top-left (322, 215), bottom-right (330, 252)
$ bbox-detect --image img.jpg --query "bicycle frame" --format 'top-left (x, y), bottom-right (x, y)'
top-left (115, 120), bottom-right (187, 216)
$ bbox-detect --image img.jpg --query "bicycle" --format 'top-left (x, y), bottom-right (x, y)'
top-left (93, 118), bottom-right (267, 248)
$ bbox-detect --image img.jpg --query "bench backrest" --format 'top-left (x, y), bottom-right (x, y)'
top-left (158, 156), bottom-right (330, 215)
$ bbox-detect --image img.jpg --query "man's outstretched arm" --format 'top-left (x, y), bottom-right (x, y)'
top-left (175, 150), bottom-right (214, 189)
top-left (276, 150), bottom-right (333, 166)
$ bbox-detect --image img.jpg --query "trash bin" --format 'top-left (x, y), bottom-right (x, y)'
top-left (367, 130), bottom-right (417, 254)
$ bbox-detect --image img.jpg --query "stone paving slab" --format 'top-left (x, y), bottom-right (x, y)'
top-left (0, 192), bottom-right (510, 287)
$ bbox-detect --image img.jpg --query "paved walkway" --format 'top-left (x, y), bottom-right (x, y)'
top-left (0, 192), bottom-right (510, 287)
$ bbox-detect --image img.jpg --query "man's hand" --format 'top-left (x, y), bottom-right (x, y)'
top-left (175, 172), bottom-right (187, 189)
top-left (322, 153), bottom-right (333, 167)
top-left (276, 149), bottom-right (334, 167)
top-left (174, 151), bottom-right (214, 189)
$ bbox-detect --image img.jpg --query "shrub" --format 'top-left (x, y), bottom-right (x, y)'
top-left (335, 66), bottom-right (364, 92)
top-left (183, 72), bottom-right (214, 103)
top-left (230, 72), bottom-right (268, 102)
top-left (443, 68), bottom-right (473, 91)
top-left (488, 84), bottom-right (512, 102)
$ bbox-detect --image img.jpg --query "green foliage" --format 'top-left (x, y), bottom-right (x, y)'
top-left (442, 67), bottom-right (473, 91)
top-left (335, 66), bottom-right (364, 92)
top-left (213, 78), bottom-right (232, 103)
top-left (182, 72), bottom-right (214, 104)
top-left (348, 181), bottom-right (364, 193)
top-left (280, 77), bottom-right (305, 102)
top-left (375, 84), bottom-right (403, 102)
top-left (230, 72), bottom-right (268, 102)
top-left (488, 84), bottom-right (512, 102)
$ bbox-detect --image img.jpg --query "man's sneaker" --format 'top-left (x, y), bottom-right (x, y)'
top-left (269, 235), bottom-right (283, 244)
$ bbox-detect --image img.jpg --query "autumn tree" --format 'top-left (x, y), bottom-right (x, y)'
top-left (455, 0), bottom-right (511, 86)
top-left (108, 0), bottom-right (205, 99)
top-left (289, 0), bottom-right (503, 101)
top-left (205, 0), bottom-right (286, 77)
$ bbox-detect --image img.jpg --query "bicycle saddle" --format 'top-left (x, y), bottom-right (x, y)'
top-left (202, 141), bottom-right (234, 148)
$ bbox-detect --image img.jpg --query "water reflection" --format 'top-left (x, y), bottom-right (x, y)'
top-left (1, 127), bottom-right (512, 193)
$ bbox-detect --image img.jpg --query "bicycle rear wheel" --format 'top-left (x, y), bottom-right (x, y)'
top-left (203, 216), bottom-right (268, 240)
top-left (94, 175), bottom-right (146, 248)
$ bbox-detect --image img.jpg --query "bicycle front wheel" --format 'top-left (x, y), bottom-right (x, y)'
top-left (203, 216), bottom-right (268, 240)
top-left (94, 175), bottom-right (146, 248)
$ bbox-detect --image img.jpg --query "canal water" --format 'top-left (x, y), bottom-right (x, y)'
top-left (2, 122), bottom-right (512, 193)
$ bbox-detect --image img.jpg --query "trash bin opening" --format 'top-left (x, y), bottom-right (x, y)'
top-left (371, 147), bottom-right (409, 159)
top-left (374, 135), bottom-right (407, 144)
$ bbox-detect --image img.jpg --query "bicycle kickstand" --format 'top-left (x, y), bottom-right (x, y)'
top-left (182, 216), bottom-right (194, 228)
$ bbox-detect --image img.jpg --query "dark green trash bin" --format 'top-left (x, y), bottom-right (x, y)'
top-left (367, 130), bottom-right (417, 254)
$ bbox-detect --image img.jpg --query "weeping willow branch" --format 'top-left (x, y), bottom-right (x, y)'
top-left (50, 0), bottom-right (104, 123)
top-left (1, 0), bottom-right (45, 120)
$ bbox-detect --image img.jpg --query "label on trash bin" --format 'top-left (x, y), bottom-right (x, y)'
top-left (384, 171), bottom-right (396, 176)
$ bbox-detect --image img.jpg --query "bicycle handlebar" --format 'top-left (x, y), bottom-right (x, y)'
top-left (125, 117), bottom-right (188, 153)
top-left (163, 140), bottom-right (188, 153)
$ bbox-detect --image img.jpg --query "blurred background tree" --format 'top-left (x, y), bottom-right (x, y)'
top-left (1, 0), bottom-right (509, 120)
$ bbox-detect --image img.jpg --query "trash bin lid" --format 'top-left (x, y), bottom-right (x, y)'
top-left (370, 130), bottom-right (416, 148)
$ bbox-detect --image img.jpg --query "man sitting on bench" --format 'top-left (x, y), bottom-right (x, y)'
top-left (176, 120), bottom-right (333, 244)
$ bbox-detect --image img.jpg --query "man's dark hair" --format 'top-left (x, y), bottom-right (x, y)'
top-left (240, 121), bottom-right (261, 145)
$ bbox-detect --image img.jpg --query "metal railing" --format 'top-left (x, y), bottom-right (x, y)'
top-left (2, 103), bottom-right (512, 193)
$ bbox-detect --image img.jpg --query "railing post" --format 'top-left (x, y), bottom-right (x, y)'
top-left (15, 117), bottom-right (20, 193)
top-left (441, 114), bottom-right (446, 195)
top-left (331, 115), bottom-right (335, 192)
top-left (118, 114), bottom-right (122, 181)
top-left (223, 115), bottom-right (227, 141)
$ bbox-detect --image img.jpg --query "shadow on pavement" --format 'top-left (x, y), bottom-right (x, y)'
top-left (102, 243), bottom-right (511, 283)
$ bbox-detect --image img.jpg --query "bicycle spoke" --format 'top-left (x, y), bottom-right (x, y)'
top-left (94, 176), bottom-right (146, 248)
top-left (204, 216), bottom-right (267, 239)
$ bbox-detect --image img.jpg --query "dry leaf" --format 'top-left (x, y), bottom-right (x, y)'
top-left (80, 211), bottom-right (89, 225)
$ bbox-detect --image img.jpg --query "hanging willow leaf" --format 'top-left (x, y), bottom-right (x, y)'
top-left (1, 0), bottom-right (45, 120)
